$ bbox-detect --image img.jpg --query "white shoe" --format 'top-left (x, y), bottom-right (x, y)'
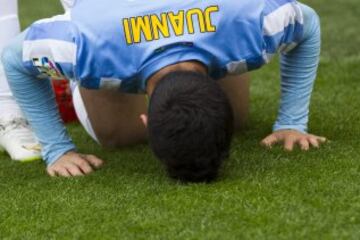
top-left (0, 117), bottom-right (42, 162)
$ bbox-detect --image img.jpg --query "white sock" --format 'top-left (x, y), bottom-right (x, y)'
top-left (0, 0), bottom-right (23, 119)
top-left (60, 0), bottom-right (76, 11)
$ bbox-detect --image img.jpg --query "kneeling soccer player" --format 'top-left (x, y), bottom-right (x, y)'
top-left (2, 0), bottom-right (326, 182)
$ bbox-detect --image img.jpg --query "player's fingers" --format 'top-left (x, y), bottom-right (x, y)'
top-left (47, 167), bottom-right (56, 177)
top-left (65, 163), bottom-right (85, 177)
top-left (261, 134), bottom-right (278, 148)
top-left (316, 136), bottom-right (327, 143)
top-left (55, 167), bottom-right (71, 177)
top-left (84, 155), bottom-right (104, 169)
top-left (299, 138), bottom-right (310, 151)
top-left (73, 157), bottom-right (94, 175)
top-left (308, 137), bottom-right (320, 148)
top-left (284, 137), bottom-right (296, 151)
top-left (308, 134), bottom-right (327, 143)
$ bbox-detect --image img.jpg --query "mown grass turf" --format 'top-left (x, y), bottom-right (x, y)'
top-left (1, 0), bottom-right (360, 239)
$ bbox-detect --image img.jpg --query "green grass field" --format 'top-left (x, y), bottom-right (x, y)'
top-left (1, 0), bottom-right (360, 239)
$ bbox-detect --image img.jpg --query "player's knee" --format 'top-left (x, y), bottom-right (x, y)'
top-left (148, 71), bottom-right (234, 183)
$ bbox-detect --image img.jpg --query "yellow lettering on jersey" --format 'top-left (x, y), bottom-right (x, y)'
top-left (151, 13), bottom-right (170, 40)
top-left (122, 6), bottom-right (219, 44)
top-left (131, 15), bottom-right (152, 43)
top-left (123, 18), bottom-right (133, 44)
top-left (186, 8), bottom-right (206, 34)
top-left (205, 6), bottom-right (219, 32)
top-left (168, 10), bottom-right (185, 36)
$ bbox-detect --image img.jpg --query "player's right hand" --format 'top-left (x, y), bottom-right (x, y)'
top-left (47, 151), bottom-right (104, 177)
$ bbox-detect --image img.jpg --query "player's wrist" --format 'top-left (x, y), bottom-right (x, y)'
top-left (272, 123), bottom-right (307, 134)
top-left (45, 146), bottom-right (77, 166)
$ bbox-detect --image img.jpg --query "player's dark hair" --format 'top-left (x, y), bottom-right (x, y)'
top-left (148, 71), bottom-right (234, 183)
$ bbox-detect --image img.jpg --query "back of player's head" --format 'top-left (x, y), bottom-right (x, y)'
top-left (148, 71), bottom-right (234, 183)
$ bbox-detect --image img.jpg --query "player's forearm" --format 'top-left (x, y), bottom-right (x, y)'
top-left (274, 67), bottom-right (314, 133)
top-left (274, 3), bottom-right (321, 133)
top-left (1, 32), bottom-right (76, 165)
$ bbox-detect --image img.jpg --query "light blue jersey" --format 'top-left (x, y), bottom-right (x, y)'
top-left (2, 1), bottom-right (320, 165)
top-left (23, 0), bottom-right (304, 92)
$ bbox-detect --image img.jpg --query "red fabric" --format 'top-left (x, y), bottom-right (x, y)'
top-left (52, 80), bottom-right (78, 123)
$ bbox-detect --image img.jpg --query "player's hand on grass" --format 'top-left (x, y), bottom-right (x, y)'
top-left (47, 151), bottom-right (104, 177)
top-left (261, 129), bottom-right (327, 151)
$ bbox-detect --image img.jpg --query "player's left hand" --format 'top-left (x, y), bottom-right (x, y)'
top-left (261, 129), bottom-right (327, 151)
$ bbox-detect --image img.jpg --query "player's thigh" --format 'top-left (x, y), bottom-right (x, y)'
top-left (0, 0), bottom-right (20, 50)
top-left (218, 74), bottom-right (250, 130)
top-left (0, 0), bottom-right (17, 16)
top-left (78, 87), bottom-right (148, 148)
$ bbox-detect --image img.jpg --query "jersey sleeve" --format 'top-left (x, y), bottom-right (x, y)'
top-left (4, 13), bottom-right (80, 165)
top-left (22, 12), bottom-right (77, 81)
top-left (273, 3), bottom-right (321, 133)
top-left (2, 30), bottom-right (77, 165)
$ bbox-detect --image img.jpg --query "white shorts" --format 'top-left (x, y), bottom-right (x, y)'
top-left (71, 82), bottom-right (99, 143)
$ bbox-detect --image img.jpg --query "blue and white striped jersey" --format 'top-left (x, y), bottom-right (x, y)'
top-left (23, 0), bottom-right (304, 93)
